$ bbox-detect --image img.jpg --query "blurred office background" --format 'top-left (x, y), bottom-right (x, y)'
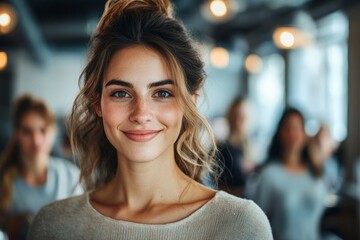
top-left (1, 0), bottom-right (360, 239)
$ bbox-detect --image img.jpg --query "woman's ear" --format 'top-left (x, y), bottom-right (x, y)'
top-left (90, 94), bottom-right (102, 117)
top-left (94, 103), bottom-right (102, 117)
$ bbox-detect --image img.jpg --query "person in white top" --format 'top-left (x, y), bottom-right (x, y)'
top-left (0, 95), bottom-right (82, 239)
top-left (28, 0), bottom-right (272, 239)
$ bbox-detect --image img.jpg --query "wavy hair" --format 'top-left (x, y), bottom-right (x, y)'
top-left (68, 0), bottom-right (217, 190)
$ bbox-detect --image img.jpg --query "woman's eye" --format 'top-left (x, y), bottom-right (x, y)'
top-left (111, 91), bottom-right (131, 98)
top-left (154, 90), bottom-right (173, 98)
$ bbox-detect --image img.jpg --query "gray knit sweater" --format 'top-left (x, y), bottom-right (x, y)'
top-left (28, 191), bottom-right (272, 239)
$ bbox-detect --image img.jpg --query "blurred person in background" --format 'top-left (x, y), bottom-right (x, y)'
top-left (252, 108), bottom-right (327, 240)
top-left (0, 94), bottom-right (82, 240)
top-left (217, 96), bottom-right (256, 197)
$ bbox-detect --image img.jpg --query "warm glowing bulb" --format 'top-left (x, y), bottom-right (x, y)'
top-left (210, 47), bottom-right (229, 68)
top-left (0, 3), bottom-right (17, 34)
top-left (0, 13), bottom-right (10, 27)
top-left (280, 31), bottom-right (295, 48)
top-left (245, 54), bottom-right (263, 73)
top-left (0, 52), bottom-right (8, 70)
top-left (210, 0), bottom-right (227, 17)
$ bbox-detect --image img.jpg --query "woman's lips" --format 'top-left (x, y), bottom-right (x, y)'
top-left (123, 130), bottom-right (161, 142)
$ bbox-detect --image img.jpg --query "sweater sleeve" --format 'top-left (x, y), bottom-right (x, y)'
top-left (27, 207), bottom-right (48, 240)
top-left (241, 200), bottom-right (273, 240)
top-left (218, 192), bottom-right (273, 240)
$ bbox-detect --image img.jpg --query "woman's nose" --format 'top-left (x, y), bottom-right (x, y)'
top-left (129, 98), bottom-right (152, 125)
top-left (31, 131), bottom-right (43, 148)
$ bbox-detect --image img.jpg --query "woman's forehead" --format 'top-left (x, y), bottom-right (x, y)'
top-left (20, 111), bottom-right (52, 125)
top-left (104, 46), bottom-right (172, 86)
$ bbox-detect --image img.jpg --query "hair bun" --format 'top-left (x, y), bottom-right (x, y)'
top-left (98, 0), bottom-right (173, 31)
top-left (106, 0), bottom-right (173, 16)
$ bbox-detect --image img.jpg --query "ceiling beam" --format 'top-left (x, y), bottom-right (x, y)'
top-left (10, 0), bottom-right (50, 65)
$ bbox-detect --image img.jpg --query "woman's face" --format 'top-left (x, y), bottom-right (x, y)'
top-left (279, 113), bottom-right (307, 154)
top-left (98, 45), bottom-right (184, 163)
top-left (233, 102), bottom-right (248, 134)
top-left (16, 111), bottom-right (55, 160)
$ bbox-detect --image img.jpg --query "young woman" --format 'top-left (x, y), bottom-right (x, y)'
top-left (253, 108), bottom-right (327, 240)
top-left (0, 95), bottom-right (82, 238)
top-left (28, 1), bottom-right (272, 239)
top-left (217, 96), bottom-right (255, 197)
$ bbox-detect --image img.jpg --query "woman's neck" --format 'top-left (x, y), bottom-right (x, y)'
top-left (20, 154), bottom-right (49, 186)
top-left (95, 155), bottom-right (192, 211)
top-left (282, 151), bottom-right (306, 173)
top-left (229, 133), bottom-right (246, 146)
top-left (90, 151), bottom-right (216, 224)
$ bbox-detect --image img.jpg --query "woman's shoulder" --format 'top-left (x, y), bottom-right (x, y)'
top-left (33, 193), bottom-right (87, 220)
top-left (258, 161), bottom-right (284, 176)
top-left (213, 191), bottom-right (269, 218)
top-left (28, 193), bottom-right (88, 239)
top-left (49, 156), bottom-right (80, 181)
top-left (50, 156), bottom-right (79, 170)
top-left (209, 191), bottom-right (273, 239)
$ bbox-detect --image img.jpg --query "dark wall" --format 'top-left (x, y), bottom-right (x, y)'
top-left (0, 63), bottom-right (13, 153)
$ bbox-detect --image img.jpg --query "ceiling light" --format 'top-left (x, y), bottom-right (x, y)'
top-left (245, 54), bottom-right (263, 73)
top-left (202, 0), bottom-right (244, 23)
top-left (210, 47), bottom-right (229, 68)
top-left (272, 11), bottom-right (316, 49)
top-left (0, 13), bottom-right (11, 27)
top-left (0, 3), bottom-right (17, 34)
top-left (210, 0), bottom-right (228, 18)
top-left (273, 27), bottom-right (312, 49)
top-left (0, 52), bottom-right (8, 70)
top-left (279, 30), bottom-right (295, 48)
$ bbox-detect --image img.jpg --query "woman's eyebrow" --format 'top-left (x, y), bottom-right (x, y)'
top-left (148, 79), bottom-right (174, 88)
top-left (105, 79), bottom-right (133, 88)
top-left (105, 79), bottom-right (174, 88)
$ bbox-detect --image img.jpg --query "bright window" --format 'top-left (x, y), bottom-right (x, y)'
top-left (288, 11), bottom-right (348, 141)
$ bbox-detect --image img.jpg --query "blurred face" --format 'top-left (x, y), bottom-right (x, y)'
top-left (234, 102), bottom-right (248, 134)
top-left (98, 45), bottom-right (184, 163)
top-left (16, 112), bottom-right (55, 160)
top-left (279, 113), bottom-right (307, 154)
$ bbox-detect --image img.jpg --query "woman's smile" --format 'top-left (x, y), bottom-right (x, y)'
top-left (122, 130), bottom-right (162, 142)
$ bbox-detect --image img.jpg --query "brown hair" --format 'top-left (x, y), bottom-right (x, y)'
top-left (68, 0), bottom-right (218, 190)
top-left (226, 96), bottom-right (247, 133)
top-left (266, 107), bottom-right (323, 177)
top-left (0, 94), bottom-right (56, 212)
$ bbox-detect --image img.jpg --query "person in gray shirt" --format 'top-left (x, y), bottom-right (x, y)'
top-left (252, 108), bottom-right (327, 240)
top-left (28, 0), bottom-right (272, 239)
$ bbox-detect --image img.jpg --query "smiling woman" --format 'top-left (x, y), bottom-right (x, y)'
top-left (97, 46), bottom-right (184, 166)
top-left (27, 0), bottom-right (272, 239)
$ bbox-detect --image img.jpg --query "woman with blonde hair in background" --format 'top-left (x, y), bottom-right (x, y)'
top-left (0, 94), bottom-right (82, 239)
top-left (28, 1), bottom-right (272, 239)
top-left (217, 96), bottom-right (256, 197)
